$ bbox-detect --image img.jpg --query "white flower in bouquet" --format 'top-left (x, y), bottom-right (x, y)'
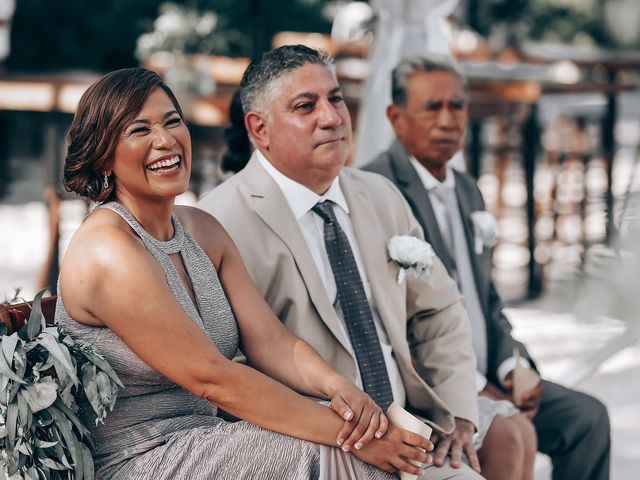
top-left (470, 211), bottom-right (498, 255)
top-left (388, 234), bottom-right (435, 284)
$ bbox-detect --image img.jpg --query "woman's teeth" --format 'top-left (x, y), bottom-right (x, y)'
top-left (148, 155), bottom-right (180, 171)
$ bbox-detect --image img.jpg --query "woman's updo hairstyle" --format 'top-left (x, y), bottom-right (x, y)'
top-left (63, 68), bottom-right (183, 202)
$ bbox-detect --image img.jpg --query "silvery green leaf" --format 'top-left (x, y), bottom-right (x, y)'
top-left (0, 347), bottom-right (26, 384)
top-left (34, 439), bottom-right (58, 448)
top-left (6, 401), bottom-right (18, 449)
top-left (26, 466), bottom-right (40, 480)
top-left (95, 371), bottom-right (113, 406)
top-left (60, 450), bottom-right (73, 470)
top-left (80, 441), bottom-right (94, 480)
top-left (12, 347), bottom-right (27, 382)
top-left (46, 408), bottom-right (77, 467)
top-left (26, 290), bottom-right (47, 341)
top-left (2, 333), bottom-right (19, 365)
top-left (37, 466), bottom-right (49, 480)
top-left (0, 425), bottom-right (5, 438)
top-left (17, 438), bottom-right (32, 455)
top-left (58, 382), bottom-right (75, 408)
top-left (80, 363), bottom-right (102, 418)
top-left (5, 447), bottom-right (20, 475)
top-left (39, 457), bottom-right (67, 470)
top-left (71, 435), bottom-right (83, 479)
top-left (52, 399), bottom-right (90, 439)
top-left (17, 390), bottom-right (33, 430)
top-left (36, 334), bottom-right (77, 385)
top-left (80, 350), bottom-right (124, 388)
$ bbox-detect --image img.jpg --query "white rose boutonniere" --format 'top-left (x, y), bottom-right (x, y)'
top-left (388, 234), bottom-right (435, 284)
top-left (470, 211), bottom-right (497, 255)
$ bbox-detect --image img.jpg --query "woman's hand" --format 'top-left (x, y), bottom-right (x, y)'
top-left (329, 385), bottom-right (388, 452)
top-left (352, 423), bottom-right (433, 475)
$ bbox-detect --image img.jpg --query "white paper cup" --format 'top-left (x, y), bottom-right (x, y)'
top-left (387, 402), bottom-right (432, 480)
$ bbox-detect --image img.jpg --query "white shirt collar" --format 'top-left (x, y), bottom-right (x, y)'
top-left (408, 156), bottom-right (456, 191)
top-left (256, 149), bottom-right (350, 220)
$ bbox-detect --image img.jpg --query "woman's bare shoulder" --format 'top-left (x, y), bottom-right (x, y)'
top-left (60, 208), bottom-right (162, 320)
top-left (68, 208), bottom-right (145, 260)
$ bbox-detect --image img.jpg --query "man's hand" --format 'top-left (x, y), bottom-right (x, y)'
top-left (503, 375), bottom-right (543, 419)
top-left (431, 417), bottom-right (481, 473)
top-left (329, 385), bottom-right (388, 452)
top-left (353, 423), bottom-right (433, 476)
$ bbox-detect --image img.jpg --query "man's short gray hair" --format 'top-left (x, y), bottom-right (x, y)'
top-left (240, 44), bottom-right (336, 116)
top-left (391, 54), bottom-right (467, 107)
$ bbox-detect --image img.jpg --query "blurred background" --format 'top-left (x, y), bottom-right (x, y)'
top-left (1, 1), bottom-right (639, 478)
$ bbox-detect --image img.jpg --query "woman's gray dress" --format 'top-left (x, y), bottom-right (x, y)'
top-left (56, 202), bottom-right (394, 480)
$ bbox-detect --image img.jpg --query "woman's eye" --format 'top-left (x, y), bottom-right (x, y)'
top-left (129, 127), bottom-right (150, 135)
top-left (166, 117), bottom-right (182, 127)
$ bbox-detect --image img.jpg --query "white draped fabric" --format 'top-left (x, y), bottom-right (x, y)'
top-left (354, 0), bottom-right (459, 166)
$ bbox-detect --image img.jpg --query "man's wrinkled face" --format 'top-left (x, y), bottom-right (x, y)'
top-left (388, 70), bottom-right (467, 172)
top-left (248, 63), bottom-right (352, 194)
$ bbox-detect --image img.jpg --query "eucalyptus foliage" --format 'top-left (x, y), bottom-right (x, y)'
top-left (0, 291), bottom-right (123, 480)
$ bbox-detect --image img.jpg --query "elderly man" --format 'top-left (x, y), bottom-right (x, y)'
top-left (198, 45), bottom-right (482, 479)
top-left (364, 54), bottom-right (611, 480)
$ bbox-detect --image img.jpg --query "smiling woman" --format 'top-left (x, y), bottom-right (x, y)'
top-left (53, 67), bottom-right (425, 479)
top-left (63, 69), bottom-right (186, 205)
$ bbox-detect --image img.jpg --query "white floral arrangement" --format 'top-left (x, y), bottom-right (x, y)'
top-left (470, 211), bottom-right (498, 255)
top-left (387, 232), bottom-right (435, 284)
top-left (0, 291), bottom-right (122, 480)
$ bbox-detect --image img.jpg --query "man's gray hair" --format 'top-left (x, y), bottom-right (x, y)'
top-left (240, 44), bottom-right (336, 116)
top-left (391, 54), bottom-right (467, 107)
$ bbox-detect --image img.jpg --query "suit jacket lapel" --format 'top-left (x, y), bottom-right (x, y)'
top-left (240, 157), bottom-right (352, 353)
top-left (387, 140), bottom-right (457, 274)
top-left (340, 170), bottom-right (412, 358)
top-left (453, 171), bottom-right (489, 305)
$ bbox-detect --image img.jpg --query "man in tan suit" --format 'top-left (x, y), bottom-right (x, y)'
top-left (198, 45), bottom-right (482, 479)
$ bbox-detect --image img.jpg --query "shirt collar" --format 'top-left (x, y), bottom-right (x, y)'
top-left (257, 149), bottom-right (350, 220)
top-left (408, 156), bottom-right (456, 191)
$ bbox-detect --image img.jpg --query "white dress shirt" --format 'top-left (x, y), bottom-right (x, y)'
top-left (409, 157), bottom-right (530, 390)
top-left (258, 151), bottom-right (406, 406)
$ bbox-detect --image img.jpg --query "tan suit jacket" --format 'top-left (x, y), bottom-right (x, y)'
top-left (197, 155), bottom-right (478, 433)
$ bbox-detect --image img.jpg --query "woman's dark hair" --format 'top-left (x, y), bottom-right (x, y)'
top-left (63, 68), bottom-right (183, 202)
top-left (220, 89), bottom-right (251, 174)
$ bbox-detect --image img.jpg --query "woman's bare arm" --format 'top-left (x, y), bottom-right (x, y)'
top-left (59, 210), bottom-right (429, 475)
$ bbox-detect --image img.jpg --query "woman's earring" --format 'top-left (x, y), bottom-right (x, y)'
top-left (103, 173), bottom-right (109, 189)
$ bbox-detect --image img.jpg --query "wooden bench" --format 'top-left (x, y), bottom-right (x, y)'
top-left (0, 295), bottom-right (57, 333)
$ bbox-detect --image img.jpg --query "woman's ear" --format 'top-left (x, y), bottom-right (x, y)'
top-left (245, 112), bottom-right (269, 151)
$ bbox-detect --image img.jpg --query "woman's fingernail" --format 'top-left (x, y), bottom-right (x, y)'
top-left (337, 438), bottom-right (343, 446)
top-left (355, 442), bottom-right (363, 450)
top-left (344, 411), bottom-right (352, 420)
top-left (342, 445), bottom-right (350, 452)
top-left (375, 431), bottom-right (382, 438)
